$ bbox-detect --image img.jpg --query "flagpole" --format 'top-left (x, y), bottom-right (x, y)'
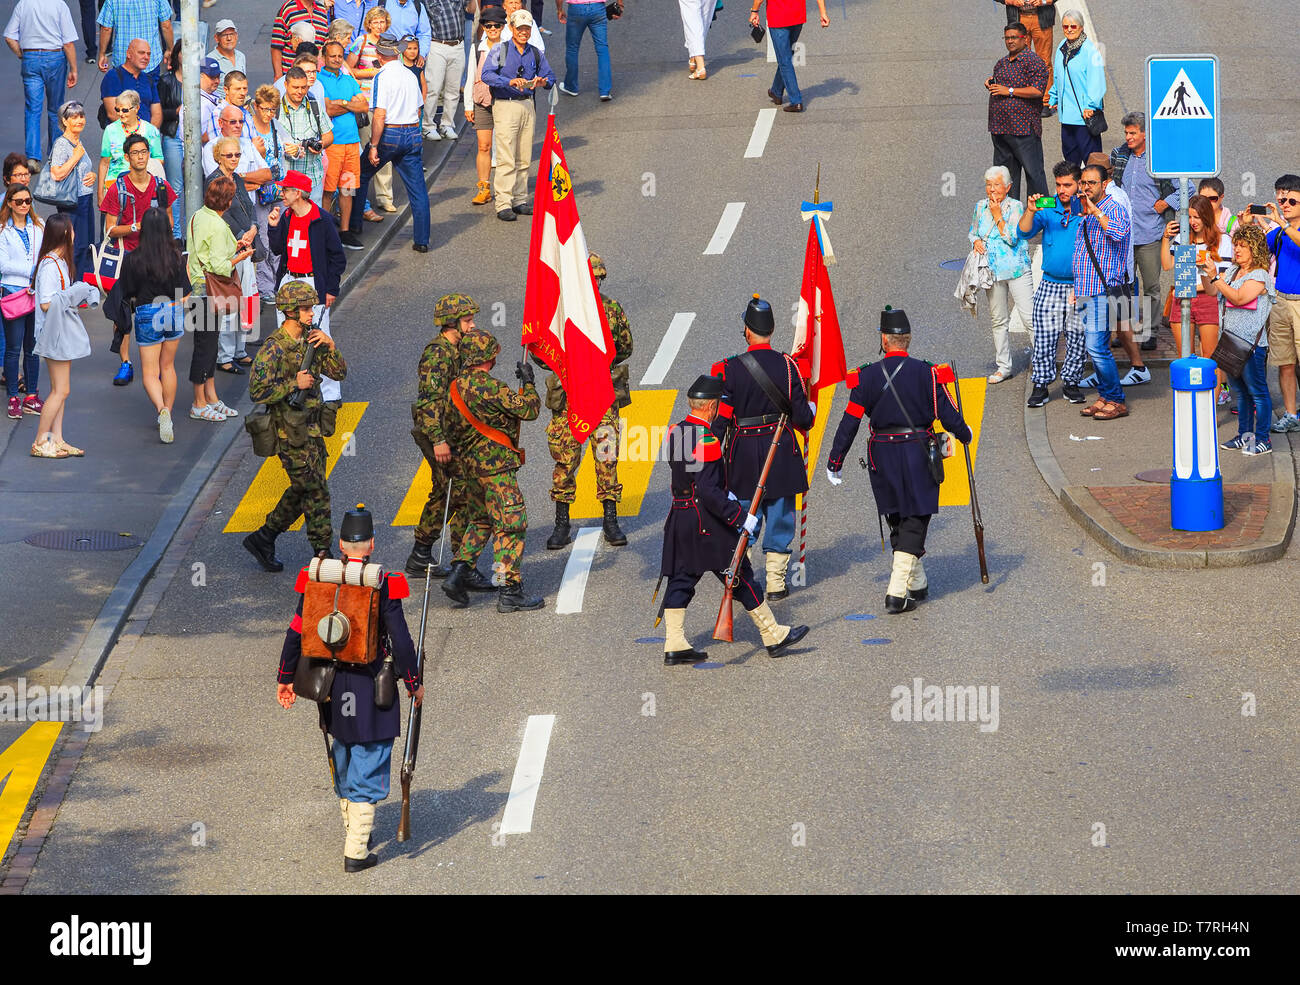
top-left (797, 164), bottom-right (822, 580)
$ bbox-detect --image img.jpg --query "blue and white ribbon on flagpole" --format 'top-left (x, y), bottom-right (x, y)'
top-left (799, 200), bottom-right (835, 265)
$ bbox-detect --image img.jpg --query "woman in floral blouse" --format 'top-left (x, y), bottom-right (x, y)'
top-left (970, 165), bottom-right (1032, 384)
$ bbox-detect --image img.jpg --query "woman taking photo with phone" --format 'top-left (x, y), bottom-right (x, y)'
top-left (1162, 193), bottom-right (1232, 397)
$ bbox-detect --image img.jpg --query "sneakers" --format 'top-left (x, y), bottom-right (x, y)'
top-left (558, 82), bottom-right (578, 97)
top-left (600, 93), bottom-right (612, 102)
top-left (190, 403), bottom-right (226, 422)
top-left (158, 408), bottom-right (173, 443)
top-left (1062, 383), bottom-right (1086, 404)
top-left (113, 361), bottom-right (133, 386)
top-left (439, 123), bottom-right (457, 140)
top-left (1078, 372), bottom-right (1099, 389)
top-left (213, 400), bottom-right (239, 418)
top-left (22, 393), bottom-right (42, 414)
top-left (339, 231), bottom-right (364, 250)
top-left (1269, 413), bottom-right (1300, 433)
top-left (497, 209), bottom-right (517, 222)
top-left (424, 127), bottom-right (442, 141)
top-left (1217, 385), bottom-right (1231, 405)
top-left (1220, 434), bottom-right (1246, 451)
top-left (1026, 385), bottom-right (1050, 408)
top-left (1120, 365), bottom-right (1152, 386)
top-left (1243, 439), bottom-right (1273, 456)
top-left (7, 396), bottom-right (21, 420)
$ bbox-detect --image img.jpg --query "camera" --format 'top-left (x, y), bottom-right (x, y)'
top-left (302, 136), bottom-right (323, 153)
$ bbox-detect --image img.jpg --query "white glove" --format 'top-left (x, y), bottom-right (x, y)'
top-left (726, 490), bottom-right (738, 502)
top-left (808, 400), bottom-right (817, 416)
top-left (742, 513), bottom-right (760, 536)
top-left (826, 467), bottom-right (843, 486)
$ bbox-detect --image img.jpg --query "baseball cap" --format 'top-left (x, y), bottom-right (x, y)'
top-left (509, 9), bottom-right (534, 28)
top-left (214, 19), bottom-right (237, 34)
top-left (278, 170), bottom-right (312, 194)
top-left (200, 57), bottom-right (222, 78)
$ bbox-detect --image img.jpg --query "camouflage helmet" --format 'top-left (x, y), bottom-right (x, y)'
top-left (434, 293), bottom-right (479, 328)
top-left (588, 252), bottom-right (606, 279)
top-left (458, 330), bottom-right (500, 366)
top-left (275, 280), bottom-right (319, 314)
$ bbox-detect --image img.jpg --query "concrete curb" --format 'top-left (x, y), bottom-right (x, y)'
top-left (59, 130), bottom-right (467, 693)
top-left (1022, 373), bottom-right (1298, 568)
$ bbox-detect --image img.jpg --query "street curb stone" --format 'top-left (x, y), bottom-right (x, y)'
top-left (1022, 372), bottom-right (1297, 567)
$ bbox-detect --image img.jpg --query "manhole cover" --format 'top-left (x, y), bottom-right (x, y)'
top-left (1135, 469), bottom-right (1170, 483)
top-left (24, 529), bottom-right (144, 551)
top-left (939, 259), bottom-right (965, 271)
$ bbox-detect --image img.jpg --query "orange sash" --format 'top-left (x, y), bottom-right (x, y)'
top-left (449, 380), bottom-right (525, 465)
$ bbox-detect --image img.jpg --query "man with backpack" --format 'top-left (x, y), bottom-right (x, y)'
top-left (479, 9), bottom-right (553, 222)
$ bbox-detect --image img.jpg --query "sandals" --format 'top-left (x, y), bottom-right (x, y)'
top-left (1080, 398), bottom-right (1108, 417)
top-left (57, 439), bottom-right (85, 457)
top-left (1092, 400), bottom-right (1129, 421)
top-left (31, 437), bottom-right (69, 458)
top-left (217, 362), bottom-right (244, 375)
top-left (235, 355), bottom-right (254, 367)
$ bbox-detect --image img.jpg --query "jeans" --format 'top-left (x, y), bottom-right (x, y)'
top-left (59, 195), bottom-right (95, 281)
top-left (1234, 345), bottom-right (1273, 446)
top-left (1079, 293), bottom-right (1124, 404)
top-left (564, 3), bottom-right (612, 96)
top-left (739, 494), bottom-right (797, 555)
top-left (769, 23), bottom-right (804, 106)
top-left (162, 133), bottom-right (185, 240)
top-left (78, 0), bottom-right (98, 57)
top-left (21, 51), bottom-right (68, 162)
top-left (2, 301), bottom-right (38, 398)
top-left (352, 125), bottom-right (429, 247)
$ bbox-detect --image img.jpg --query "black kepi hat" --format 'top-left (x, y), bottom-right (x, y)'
top-left (744, 294), bottom-right (775, 336)
top-left (340, 503), bottom-right (375, 542)
top-left (687, 374), bottom-right (724, 400)
top-left (879, 305), bottom-right (911, 334)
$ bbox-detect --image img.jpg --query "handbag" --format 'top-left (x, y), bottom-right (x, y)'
top-left (1, 287), bottom-right (35, 320)
top-left (189, 215), bottom-right (244, 316)
top-left (30, 152), bottom-right (80, 209)
top-left (1062, 49), bottom-right (1107, 136)
top-left (84, 229), bottom-right (123, 292)
top-left (1210, 323), bottom-right (1266, 378)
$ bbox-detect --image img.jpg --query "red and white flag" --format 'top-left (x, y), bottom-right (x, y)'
top-left (521, 113), bottom-right (615, 444)
top-left (791, 202), bottom-right (846, 409)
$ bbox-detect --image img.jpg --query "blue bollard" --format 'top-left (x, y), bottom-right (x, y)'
top-left (1169, 356), bottom-right (1224, 531)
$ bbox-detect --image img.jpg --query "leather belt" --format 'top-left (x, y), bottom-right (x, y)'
top-left (871, 428), bottom-right (926, 443)
top-left (735, 413), bottom-right (782, 427)
top-left (873, 427), bottom-right (926, 435)
top-left (22, 48), bottom-right (62, 52)
top-left (433, 38), bottom-right (460, 45)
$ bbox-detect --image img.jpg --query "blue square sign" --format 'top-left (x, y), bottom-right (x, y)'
top-left (1146, 55), bottom-right (1220, 178)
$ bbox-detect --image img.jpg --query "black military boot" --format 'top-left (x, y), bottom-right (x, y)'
top-left (243, 526), bottom-right (284, 572)
top-left (546, 501), bottom-right (573, 549)
top-left (601, 500), bottom-right (627, 546)
top-left (441, 561), bottom-right (472, 606)
top-left (405, 540), bottom-right (451, 579)
top-left (497, 582), bottom-right (544, 612)
top-left (462, 566), bottom-right (495, 592)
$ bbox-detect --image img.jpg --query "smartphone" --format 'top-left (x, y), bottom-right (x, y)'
top-left (1035, 196), bottom-right (1057, 209)
top-left (1248, 204), bottom-right (1270, 215)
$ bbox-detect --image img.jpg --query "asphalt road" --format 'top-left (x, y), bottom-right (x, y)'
top-left (12, 0), bottom-right (1300, 893)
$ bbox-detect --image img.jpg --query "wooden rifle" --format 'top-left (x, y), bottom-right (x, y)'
top-left (713, 413), bottom-right (787, 642)
top-left (397, 559), bottom-right (433, 842)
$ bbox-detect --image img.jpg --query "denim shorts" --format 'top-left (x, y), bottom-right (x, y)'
top-left (134, 302), bottom-right (186, 346)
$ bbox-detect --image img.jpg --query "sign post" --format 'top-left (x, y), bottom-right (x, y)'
top-left (1147, 55), bottom-right (1223, 532)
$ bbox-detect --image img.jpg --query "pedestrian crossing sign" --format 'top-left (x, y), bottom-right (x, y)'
top-left (1146, 55), bottom-right (1219, 178)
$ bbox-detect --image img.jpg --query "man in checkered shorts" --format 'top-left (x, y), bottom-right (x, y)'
top-left (1020, 160), bottom-right (1088, 406)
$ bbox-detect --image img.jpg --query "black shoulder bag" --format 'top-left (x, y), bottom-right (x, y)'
top-left (881, 360), bottom-right (945, 485)
top-left (1081, 216), bottom-right (1132, 299)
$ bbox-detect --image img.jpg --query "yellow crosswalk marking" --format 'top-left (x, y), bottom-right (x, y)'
top-left (936, 378), bottom-right (986, 507)
top-left (0, 722), bottom-right (62, 858)
top-left (393, 459), bottom-right (433, 527)
top-left (572, 389), bottom-right (679, 518)
top-left (224, 402), bottom-right (369, 533)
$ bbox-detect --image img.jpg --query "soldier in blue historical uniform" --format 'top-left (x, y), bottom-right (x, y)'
top-left (659, 375), bottom-right (810, 666)
top-left (275, 505), bottom-right (425, 872)
top-left (826, 307), bottom-right (973, 614)
top-left (710, 294), bottom-right (817, 601)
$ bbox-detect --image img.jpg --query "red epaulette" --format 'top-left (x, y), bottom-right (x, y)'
top-left (710, 359), bottom-right (725, 380)
top-left (386, 572), bottom-right (411, 599)
top-left (932, 363), bottom-right (957, 386)
top-left (289, 612), bottom-right (303, 634)
top-left (693, 432), bottom-right (723, 463)
top-left (293, 567), bottom-right (309, 593)
top-left (845, 368), bottom-right (860, 390)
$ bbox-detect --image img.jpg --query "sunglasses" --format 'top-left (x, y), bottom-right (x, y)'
top-left (219, 152), bottom-right (240, 158)
top-left (1201, 194), bottom-right (1220, 202)
top-left (1278, 196), bottom-right (1300, 207)
top-left (10, 198), bottom-right (31, 206)
top-left (483, 21), bottom-right (504, 28)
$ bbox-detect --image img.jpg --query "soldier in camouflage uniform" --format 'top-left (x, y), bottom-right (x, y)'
top-left (543, 252), bottom-right (634, 550)
top-left (244, 281), bottom-right (349, 571)
top-left (404, 294), bottom-right (494, 600)
top-left (440, 330), bottom-right (545, 613)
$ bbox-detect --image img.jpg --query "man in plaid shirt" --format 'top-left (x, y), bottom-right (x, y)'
top-left (1073, 162), bottom-right (1132, 421)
